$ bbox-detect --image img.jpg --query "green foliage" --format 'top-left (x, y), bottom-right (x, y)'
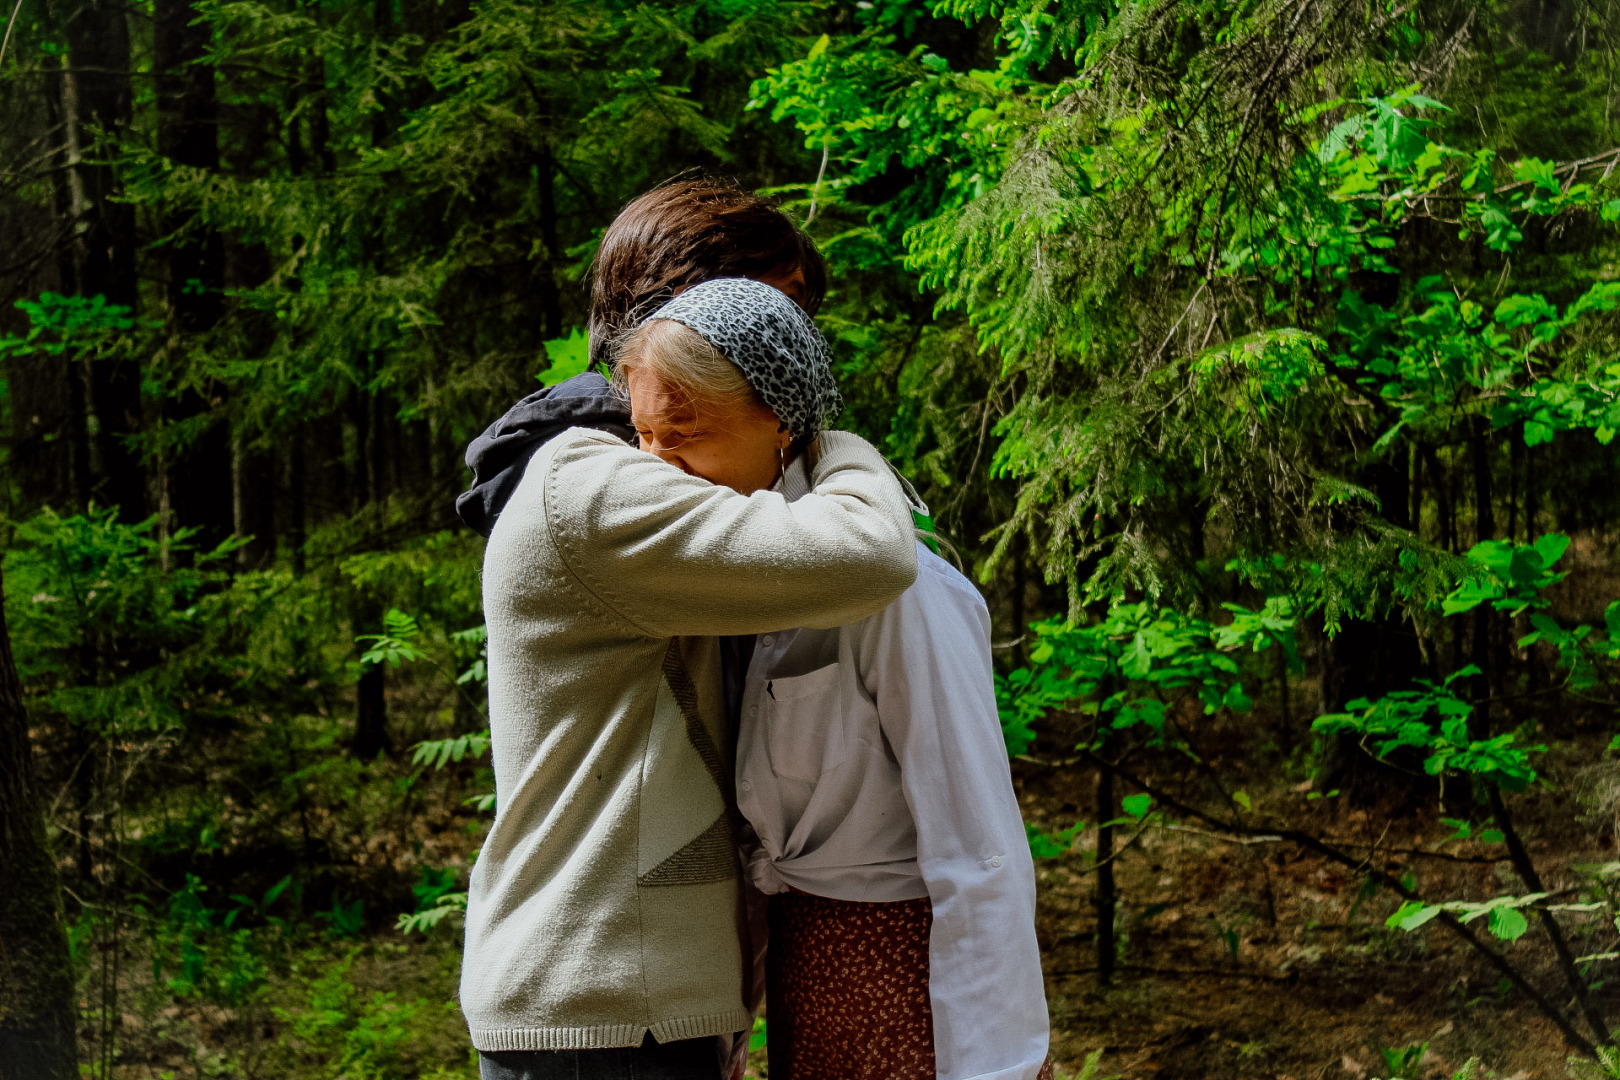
top-left (450, 624), bottom-right (489, 687)
top-left (1307, 528), bottom-right (1612, 793)
top-left (1024, 796), bottom-right (1152, 860)
top-left (752, 14), bottom-right (1045, 236)
top-left (8, 0), bottom-right (1620, 1069)
top-left (357, 611), bottom-right (496, 933)
top-left (1386, 893), bottom-right (1541, 942)
top-left (0, 293), bottom-right (136, 360)
top-left (1440, 818), bottom-right (1505, 846)
top-left (1026, 819), bottom-right (1086, 860)
top-left (998, 598), bottom-right (1258, 869)
top-left (339, 533), bottom-right (485, 626)
top-left (757, 6), bottom-right (1620, 623)
top-left (1379, 1041), bottom-right (1429, 1080)
top-left (152, 875), bottom-right (273, 1007)
top-left (1213, 597), bottom-right (1303, 672)
top-left (1387, 890), bottom-right (1607, 952)
top-left (1060, 1048), bottom-right (1115, 1080)
top-left (113, 0), bottom-right (824, 466)
top-left (1523, 600), bottom-right (1620, 690)
top-left (539, 330), bottom-right (595, 387)
top-left (397, 868), bottom-right (467, 937)
top-left (1571, 1045), bottom-right (1620, 1080)
top-left (5, 507), bottom-right (245, 736)
top-left (1443, 534), bottom-right (1570, 617)
top-left (1312, 667), bottom-right (1542, 792)
top-left (318, 896), bottom-right (367, 939)
top-left (274, 950), bottom-right (437, 1080)
top-left (411, 730), bottom-right (490, 771)
top-left (996, 601), bottom-right (1268, 755)
top-left (1213, 918), bottom-right (1242, 963)
top-left (358, 609), bottom-right (429, 670)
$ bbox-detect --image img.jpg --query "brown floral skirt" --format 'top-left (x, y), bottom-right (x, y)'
top-left (766, 890), bottom-right (936, 1080)
top-left (764, 890), bottom-right (1055, 1080)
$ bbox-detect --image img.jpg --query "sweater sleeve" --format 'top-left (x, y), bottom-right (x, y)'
top-left (543, 429), bottom-right (918, 638)
top-left (867, 559), bottom-right (1051, 1080)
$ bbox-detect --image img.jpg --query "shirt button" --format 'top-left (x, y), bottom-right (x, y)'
top-left (761, 636), bottom-right (773, 647)
top-left (740, 780), bottom-right (752, 792)
top-left (990, 856), bottom-right (1003, 868)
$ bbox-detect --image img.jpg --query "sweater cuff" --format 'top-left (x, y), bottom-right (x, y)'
top-left (811, 430), bottom-right (883, 482)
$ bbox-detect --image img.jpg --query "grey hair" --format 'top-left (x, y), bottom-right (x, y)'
top-left (611, 318), bottom-right (767, 416)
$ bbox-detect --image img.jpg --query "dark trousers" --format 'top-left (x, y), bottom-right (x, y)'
top-left (478, 1034), bottom-right (722, 1080)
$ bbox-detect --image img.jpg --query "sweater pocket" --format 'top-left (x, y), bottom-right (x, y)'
top-left (763, 663), bottom-right (847, 785)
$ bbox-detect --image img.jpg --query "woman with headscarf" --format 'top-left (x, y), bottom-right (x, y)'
top-left (462, 268), bottom-right (919, 1080)
top-left (616, 278), bottom-right (1052, 1080)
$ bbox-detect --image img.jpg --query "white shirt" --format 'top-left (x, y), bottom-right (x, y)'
top-left (735, 463), bottom-right (1050, 1080)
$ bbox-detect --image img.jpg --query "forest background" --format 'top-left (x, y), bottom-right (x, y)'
top-left (6, 0), bottom-right (1620, 1077)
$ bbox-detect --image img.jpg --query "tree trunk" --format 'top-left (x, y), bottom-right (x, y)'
top-left (1487, 783), bottom-right (1611, 1046)
top-left (0, 568), bottom-right (78, 1080)
top-left (354, 596), bottom-right (389, 759)
top-left (1408, 444), bottom-right (1421, 535)
top-left (1471, 422), bottom-right (1496, 715)
top-left (538, 144), bottom-right (562, 339)
top-left (1010, 537), bottom-right (1028, 669)
top-left (155, 0), bottom-right (222, 328)
top-left (1275, 645), bottom-right (1292, 732)
top-left (1317, 614), bottom-right (1425, 802)
top-left (7, 48), bottom-right (86, 513)
top-left (54, 0), bottom-right (146, 519)
top-left (354, 663), bottom-right (390, 760)
top-left (8, 49), bottom-right (97, 515)
top-left (287, 432), bottom-right (307, 574)
top-left (1420, 444), bottom-right (1455, 554)
top-left (155, 0), bottom-right (236, 547)
top-left (7, 354), bottom-right (87, 513)
top-left (1094, 754), bottom-right (1116, 986)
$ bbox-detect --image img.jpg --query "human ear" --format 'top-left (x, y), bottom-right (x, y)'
top-left (776, 423), bottom-right (792, 451)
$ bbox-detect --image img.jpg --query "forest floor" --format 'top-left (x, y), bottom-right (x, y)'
top-left (87, 716), bottom-right (1617, 1080)
top-left (1017, 746), bottom-right (1616, 1080)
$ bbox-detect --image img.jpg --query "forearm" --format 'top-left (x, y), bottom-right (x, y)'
top-left (552, 430), bottom-right (917, 637)
top-left (876, 595), bottom-right (1050, 1079)
top-left (907, 747), bottom-right (1049, 1079)
top-left (921, 857), bottom-right (1049, 1080)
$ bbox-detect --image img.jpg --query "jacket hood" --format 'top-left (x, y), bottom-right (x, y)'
top-left (455, 371), bottom-right (635, 537)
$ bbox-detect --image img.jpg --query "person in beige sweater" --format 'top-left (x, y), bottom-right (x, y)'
top-left (462, 275), bottom-right (916, 1078)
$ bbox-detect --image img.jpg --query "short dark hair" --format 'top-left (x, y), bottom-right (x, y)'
top-left (588, 175), bottom-right (827, 365)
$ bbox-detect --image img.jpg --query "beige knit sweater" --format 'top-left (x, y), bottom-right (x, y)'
top-left (461, 427), bottom-right (918, 1051)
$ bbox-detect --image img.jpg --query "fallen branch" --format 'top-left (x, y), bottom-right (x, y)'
top-left (1161, 823), bottom-right (1284, 845)
top-left (1090, 751), bottom-right (1600, 1058)
top-left (1048, 963), bottom-right (1295, 984)
top-left (1487, 784), bottom-right (1612, 1046)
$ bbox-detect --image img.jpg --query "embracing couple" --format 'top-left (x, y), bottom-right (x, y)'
top-left (454, 178), bottom-right (1051, 1080)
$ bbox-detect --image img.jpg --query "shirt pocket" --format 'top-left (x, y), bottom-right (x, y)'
top-left (763, 663), bottom-right (847, 785)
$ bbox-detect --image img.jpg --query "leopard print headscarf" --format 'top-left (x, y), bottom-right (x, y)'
top-left (646, 277), bottom-right (842, 440)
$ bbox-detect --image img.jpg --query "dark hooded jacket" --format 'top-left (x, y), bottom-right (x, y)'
top-left (454, 372), bottom-right (635, 538)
